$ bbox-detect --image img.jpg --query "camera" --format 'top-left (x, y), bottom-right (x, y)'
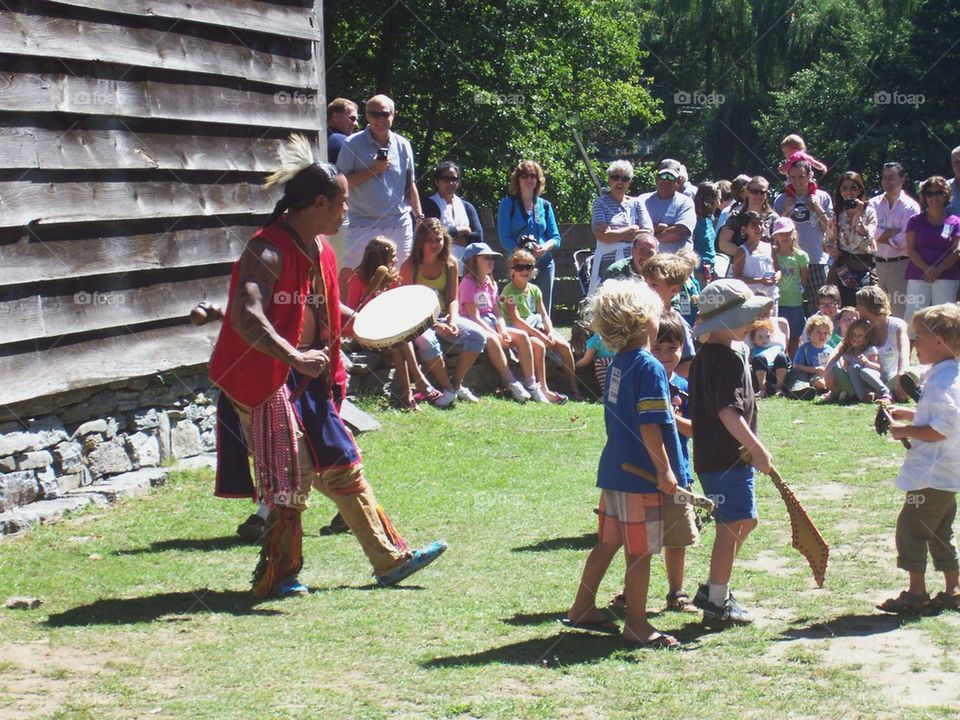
top-left (376, 147), bottom-right (389, 161)
top-left (516, 234), bottom-right (538, 251)
top-left (843, 198), bottom-right (859, 210)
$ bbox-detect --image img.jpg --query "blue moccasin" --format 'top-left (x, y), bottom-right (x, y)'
top-left (376, 541), bottom-right (447, 587)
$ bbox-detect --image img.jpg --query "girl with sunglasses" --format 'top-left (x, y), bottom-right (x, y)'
top-left (501, 249), bottom-right (579, 403)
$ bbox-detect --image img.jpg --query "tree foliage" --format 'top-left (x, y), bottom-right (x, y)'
top-left (325, 0), bottom-right (661, 223)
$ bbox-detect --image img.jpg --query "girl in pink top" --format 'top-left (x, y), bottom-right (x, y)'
top-left (459, 243), bottom-right (541, 403)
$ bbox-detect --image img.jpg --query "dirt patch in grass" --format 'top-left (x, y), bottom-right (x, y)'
top-left (740, 550), bottom-right (800, 578)
top-left (766, 618), bottom-right (960, 710)
top-left (0, 640), bottom-right (132, 718)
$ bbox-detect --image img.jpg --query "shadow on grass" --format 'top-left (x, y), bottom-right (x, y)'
top-left (428, 621), bottom-right (715, 667)
top-left (512, 532), bottom-right (597, 553)
top-left (113, 536), bottom-right (252, 555)
top-left (44, 589), bottom-right (281, 626)
top-left (778, 612), bottom-right (915, 641)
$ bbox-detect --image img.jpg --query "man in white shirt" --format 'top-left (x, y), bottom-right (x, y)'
top-left (947, 146), bottom-right (960, 218)
top-left (869, 162), bottom-right (921, 319)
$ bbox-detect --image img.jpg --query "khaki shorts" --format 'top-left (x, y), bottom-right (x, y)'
top-left (661, 491), bottom-right (699, 548)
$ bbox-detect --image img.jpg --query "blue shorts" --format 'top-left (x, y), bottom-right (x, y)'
top-left (697, 465), bottom-right (757, 523)
top-left (778, 304), bottom-right (806, 341)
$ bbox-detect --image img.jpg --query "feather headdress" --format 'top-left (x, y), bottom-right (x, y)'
top-left (264, 133), bottom-right (315, 190)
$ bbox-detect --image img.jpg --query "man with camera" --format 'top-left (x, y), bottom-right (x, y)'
top-left (335, 94), bottom-right (424, 291)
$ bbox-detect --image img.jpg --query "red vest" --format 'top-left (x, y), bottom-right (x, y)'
top-left (209, 223), bottom-right (345, 408)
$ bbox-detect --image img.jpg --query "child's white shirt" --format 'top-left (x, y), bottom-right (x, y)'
top-left (895, 358), bottom-right (960, 492)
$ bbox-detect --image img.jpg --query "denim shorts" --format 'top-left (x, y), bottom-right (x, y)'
top-left (697, 464), bottom-right (757, 523)
top-left (778, 304), bottom-right (806, 340)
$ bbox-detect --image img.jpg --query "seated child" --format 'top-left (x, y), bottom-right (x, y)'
top-left (565, 279), bottom-right (684, 649)
top-left (346, 236), bottom-right (439, 410)
top-left (575, 331), bottom-right (616, 395)
top-left (829, 318), bottom-right (890, 403)
top-left (787, 314), bottom-right (835, 400)
top-left (458, 242), bottom-right (540, 403)
top-left (748, 319), bottom-right (790, 397)
top-left (501, 248), bottom-right (580, 402)
top-left (877, 303), bottom-right (960, 615)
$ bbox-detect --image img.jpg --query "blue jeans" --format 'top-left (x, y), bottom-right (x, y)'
top-left (414, 315), bottom-right (486, 360)
top-left (533, 253), bottom-right (555, 318)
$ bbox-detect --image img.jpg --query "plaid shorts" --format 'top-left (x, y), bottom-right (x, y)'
top-left (598, 490), bottom-right (663, 555)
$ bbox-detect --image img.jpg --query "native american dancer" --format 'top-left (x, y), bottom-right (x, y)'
top-left (209, 135), bottom-right (446, 597)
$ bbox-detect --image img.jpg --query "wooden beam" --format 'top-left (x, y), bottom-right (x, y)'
top-left (0, 275), bottom-right (230, 345)
top-left (0, 179), bottom-right (274, 227)
top-left (0, 71), bottom-right (323, 130)
top-left (0, 323), bottom-right (220, 407)
top-left (0, 223), bottom-right (254, 287)
top-left (0, 8), bottom-right (316, 87)
top-left (44, 0), bottom-right (322, 41)
top-left (0, 126), bottom-right (284, 171)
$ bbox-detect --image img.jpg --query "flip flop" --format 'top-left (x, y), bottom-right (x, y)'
top-left (560, 610), bottom-right (620, 635)
top-left (551, 392), bottom-right (568, 405)
top-left (623, 632), bottom-right (681, 650)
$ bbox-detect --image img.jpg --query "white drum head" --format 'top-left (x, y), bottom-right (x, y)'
top-left (353, 285), bottom-right (441, 349)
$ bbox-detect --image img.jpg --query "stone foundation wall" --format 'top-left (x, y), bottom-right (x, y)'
top-left (0, 368), bottom-right (216, 517)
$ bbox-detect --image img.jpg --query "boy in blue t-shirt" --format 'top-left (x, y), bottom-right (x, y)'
top-left (565, 279), bottom-right (685, 650)
top-left (787, 314), bottom-right (835, 400)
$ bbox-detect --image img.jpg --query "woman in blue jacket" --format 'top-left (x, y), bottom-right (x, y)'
top-left (497, 160), bottom-right (561, 314)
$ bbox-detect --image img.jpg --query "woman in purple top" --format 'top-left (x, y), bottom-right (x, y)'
top-left (903, 176), bottom-right (960, 336)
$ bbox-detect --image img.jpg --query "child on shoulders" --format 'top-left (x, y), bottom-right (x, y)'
top-left (565, 279), bottom-right (684, 649)
top-left (877, 304), bottom-right (960, 615)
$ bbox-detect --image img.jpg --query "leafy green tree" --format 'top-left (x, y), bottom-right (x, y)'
top-left (324, 0), bottom-right (661, 222)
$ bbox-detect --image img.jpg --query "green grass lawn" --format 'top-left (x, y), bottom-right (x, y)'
top-left (1, 398), bottom-right (958, 719)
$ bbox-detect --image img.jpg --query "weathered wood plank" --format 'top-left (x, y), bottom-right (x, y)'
top-left (0, 8), bottom-right (315, 87)
top-left (45, 0), bottom-right (321, 41)
top-left (0, 224), bottom-right (253, 287)
top-left (0, 180), bottom-right (273, 227)
top-left (0, 276), bottom-right (230, 345)
top-left (0, 72), bottom-right (323, 130)
top-left (0, 126), bottom-right (284, 171)
top-left (0, 323), bottom-right (220, 407)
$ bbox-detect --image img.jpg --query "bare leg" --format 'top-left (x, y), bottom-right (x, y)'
top-left (531, 338), bottom-right (556, 398)
top-left (507, 328), bottom-right (535, 381)
top-left (568, 541), bottom-right (619, 624)
top-left (401, 342), bottom-right (432, 391)
top-left (423, 356), bottom-right (453, 392)
top-left (483, 334), bottom-right (515, 386)
top-left (623, 552), bottom-right (660, 642)
top-left (664, 546), bottom-right (686, 596)
top-left (709, 518), bottom-right (757, 586)
top-left (388, 347), bottom-right (414, 405)
top-left (452, 350), bottom-right (481, 388)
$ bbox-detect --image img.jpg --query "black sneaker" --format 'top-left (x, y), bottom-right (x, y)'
top-left (319, 512), bottom-right (350, 536)
top-left (236, 513), bottom-right (266, 542)
top-left (692, 583), bottom-right (709, 610)
top-left (701, 596), bottom-right (753, 629)
top-left (899, 372), bottom-right (921, 402)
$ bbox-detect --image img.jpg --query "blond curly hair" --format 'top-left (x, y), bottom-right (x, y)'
top-left (587, 279), bottom-right (663, 352)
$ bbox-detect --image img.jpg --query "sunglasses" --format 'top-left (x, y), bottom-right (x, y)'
top-left (438, 175), bottom-right (460, 182)
top-left (512, 264), bottom-right (535, 272)
top-left (520, 172), bottom-right (538, 180)
top-left (922, 190), bottom-right (945, 197)
top-left (367, 110), bottom-right (391, 119)
top-left (746, 187), bottom-right (766, 195)
top-left (608, 174), bottom-right (632, 183)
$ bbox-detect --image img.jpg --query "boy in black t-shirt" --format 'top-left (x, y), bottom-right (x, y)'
top-left (689, 279), bottom-right (775, 628)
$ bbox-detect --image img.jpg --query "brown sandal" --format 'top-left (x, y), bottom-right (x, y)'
top-left (930, 591), bottom-right (960, 612)
top-left (666, 590), bottom-right (699, 613)
top-left (876, 590), bottom-right (932, 615)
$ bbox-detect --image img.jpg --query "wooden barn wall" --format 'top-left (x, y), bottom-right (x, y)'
top-left (0, 0), bottom-right (326, 410)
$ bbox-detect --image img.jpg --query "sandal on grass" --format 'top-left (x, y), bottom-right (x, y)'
top-left (551, 392), bottom-right (568, 405)
top-left (876, 590), bottom-right (932, 615)
top-left (666, 590), bottom-right (699, 613)
top-left (560, 608), bottom-right (620, 635)
top-left (623, 632), bottom-right (681, 651)
top-left (608, 592), bottom-right (626, 611)
top-left (930, 591), bottom-right (960, 612)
